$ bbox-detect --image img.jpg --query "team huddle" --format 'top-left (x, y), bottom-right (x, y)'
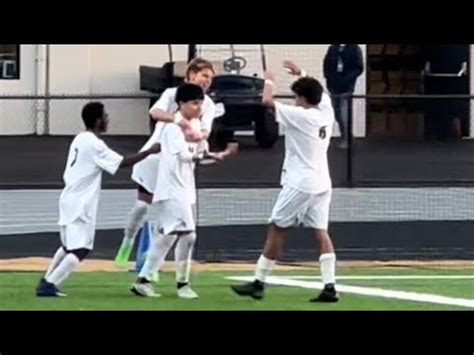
top-left (35, 58), bottom-right (339, 303)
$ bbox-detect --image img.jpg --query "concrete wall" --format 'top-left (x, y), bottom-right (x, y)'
top-left (47, 45), bottom-right (188, 135)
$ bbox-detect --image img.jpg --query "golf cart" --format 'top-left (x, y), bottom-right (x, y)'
top-left (139, 45), bottom-right (279, 149)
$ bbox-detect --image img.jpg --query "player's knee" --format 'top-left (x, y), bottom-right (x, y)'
top-left (137, 186), bottom-right (153, 205)
top-left (177, 231), bottom-right (196, 242)
top-left (314, 228), bottom-right (330, 240)
top-left (135, 199), bottom-right (151, 213)
top-left (70, 248), bottom-right (90, 261)
top-left (269, 222), bottom-right (288, 231)
top-left (185, 232), bottom-right (196, 244)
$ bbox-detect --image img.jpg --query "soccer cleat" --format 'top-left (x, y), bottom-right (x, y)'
top-left (36, 280), bottom-right (67, 298)
top-left (310, 284), bottom-right (339, 303)
top-left (114, 238), bottom-right (134, 266)
top-left (36, 277), bottom-right (47, 293)
top-left (130, 279), bottom-right (161, 298)
top-left (177, 285), bottom-right (199, 299)
top-left (231, 280), bottom-right (265, 300)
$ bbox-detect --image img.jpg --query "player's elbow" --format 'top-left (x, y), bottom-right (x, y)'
top-left (149, 108), bottom-right (164, 121)
top-left (262, 98), bottom-right (275, 108)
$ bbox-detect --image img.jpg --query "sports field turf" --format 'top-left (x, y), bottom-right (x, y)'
top-left (1, 268), bottom-right (473, 310)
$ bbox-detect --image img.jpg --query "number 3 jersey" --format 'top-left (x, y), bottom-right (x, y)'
top-left (58, 131), bottom-right (124, 226)
top-left (275, 93), bottom-right (335, 194)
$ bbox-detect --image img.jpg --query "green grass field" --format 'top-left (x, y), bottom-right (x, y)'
top-left (1, 268), bottom-right (473, 310)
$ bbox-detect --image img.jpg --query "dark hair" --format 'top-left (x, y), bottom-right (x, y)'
top-left (291, 77), bottom-right (323, 106)
top-left (186, 58), bottom-right (215, 79)
top-left (81, 102), bottom-right (105, 129)
top-left (175, 83), bottom-right (205, 104)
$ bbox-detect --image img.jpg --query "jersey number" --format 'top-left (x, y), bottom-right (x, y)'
top-left (70, 148), bottom-right (78, 167)
top-left (319, 126), bottom-right (327, 139)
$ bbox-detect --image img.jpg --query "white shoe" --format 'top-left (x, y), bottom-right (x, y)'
top-left (177, 285), bottom-right (199, 299)
top-left (131, 282), bottom-right (161, 298)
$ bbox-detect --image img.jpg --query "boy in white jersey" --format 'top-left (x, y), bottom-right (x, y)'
top-left (36, 102), bottom-right (161, 297)
top-left (114, 58), bottom-right (218, 266)
top-left (130, 84), bottom-right (228, 299)
top-left (231, 61), bottom-right (339, 302)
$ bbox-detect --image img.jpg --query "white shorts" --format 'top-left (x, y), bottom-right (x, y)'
top-left (269, 186), bottom-right (332, 230)
top-left (155, 199), bottom-right (196, 235)
top-left (131, 155), bottom-right (160, 194)
top-left (59, 218), bottom-right (95, 251)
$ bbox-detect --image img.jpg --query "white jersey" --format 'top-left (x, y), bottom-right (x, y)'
top-left (153, 123), bottom-right (196, 205)
top-left (58, 131), bottom-right (123, 226)
top-left (275, 93), bottom-right (335, 194)
top-left (131, 87), bottom-right (215, 193)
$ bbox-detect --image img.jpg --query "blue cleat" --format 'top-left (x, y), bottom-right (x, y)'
top-left (36, 279), bottom-right (67, 298)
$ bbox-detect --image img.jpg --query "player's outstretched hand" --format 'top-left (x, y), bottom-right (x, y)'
top-left (200, 143), bottom-right (238, 166)
top-left (208, 143), bottom-right (239, 161)
top-left (224, 142), bottom-right (239, 157)
top-left (283, 60), bottom-right (302, 76)
top-left (205, 151), bottom-right (225, 162)
top-left (147, 143), bottom-right (162, 154)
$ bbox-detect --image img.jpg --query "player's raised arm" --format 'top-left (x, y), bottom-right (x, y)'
top-left (262, 70), bottom-right (277, 108)
top-left (149, 89), bottom-right (176, 122)
top-left (149, 90), bottom-right (192, 130)
top-left (283, 60), bottom-right (307, 78)
top-left (283, 60), bottom-right (335, 116)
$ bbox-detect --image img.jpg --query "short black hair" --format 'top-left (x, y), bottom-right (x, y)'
top-left (291, 77), bottom-right (323, 106)
top-left (82, 102), bottom-right (105, 129)
top-left (175, 83), bottom-right (204, 104)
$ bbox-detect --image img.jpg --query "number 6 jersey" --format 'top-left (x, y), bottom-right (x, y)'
top-left (275, 93), bottom-right (335, 194)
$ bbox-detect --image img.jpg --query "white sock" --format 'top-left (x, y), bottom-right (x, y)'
top-left (46, 253), bottom-right (80, 286)
top-left (123, 200), bottom-right (149, 242)
top-left (138, 231), bottom-right (177, 279)
top-left (44, 247), bottom-right (67, 279)
top-left (174, 232), bottom-right (196, 284)
top-left (254, 255), bottom-right (276, 283)
top-left (319, 253), bottom-right (336, 285)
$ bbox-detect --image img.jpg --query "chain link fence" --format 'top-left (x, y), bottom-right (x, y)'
top-left (0, 94), bottom-right (155, 136)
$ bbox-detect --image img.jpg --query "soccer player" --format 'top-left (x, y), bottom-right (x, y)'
top-left (36, 102), bottom-right (161, 297)
top-left (130, 83), bottom-right (230, 299)
top-left (231, 61), bottom-right (339, 302)
top-left (114, 58), bottom-right (218, 266)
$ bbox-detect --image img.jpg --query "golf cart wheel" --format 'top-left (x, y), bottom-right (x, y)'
top-left (209, 118), bottom-right (234, 151)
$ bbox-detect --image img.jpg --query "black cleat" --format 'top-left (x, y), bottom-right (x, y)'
top-left (310, 284), bottom-right (339, 303)
top-left (231, 280), bottom-right (265, 300)
top-left (36, 277), bottom-right (47, 293)
top-left (36, 280), bottom-right (67, 297)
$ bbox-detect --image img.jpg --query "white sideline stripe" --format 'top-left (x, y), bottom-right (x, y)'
top-left (226, 276), bottom-right (474, 309)
top-left (285, 275), bottom-right (474, 280)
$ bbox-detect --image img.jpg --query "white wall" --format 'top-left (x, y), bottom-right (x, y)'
top-left (48, 45), bottom-right (188, 135)
top-left (0, 45), bottom-right (37, 135)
